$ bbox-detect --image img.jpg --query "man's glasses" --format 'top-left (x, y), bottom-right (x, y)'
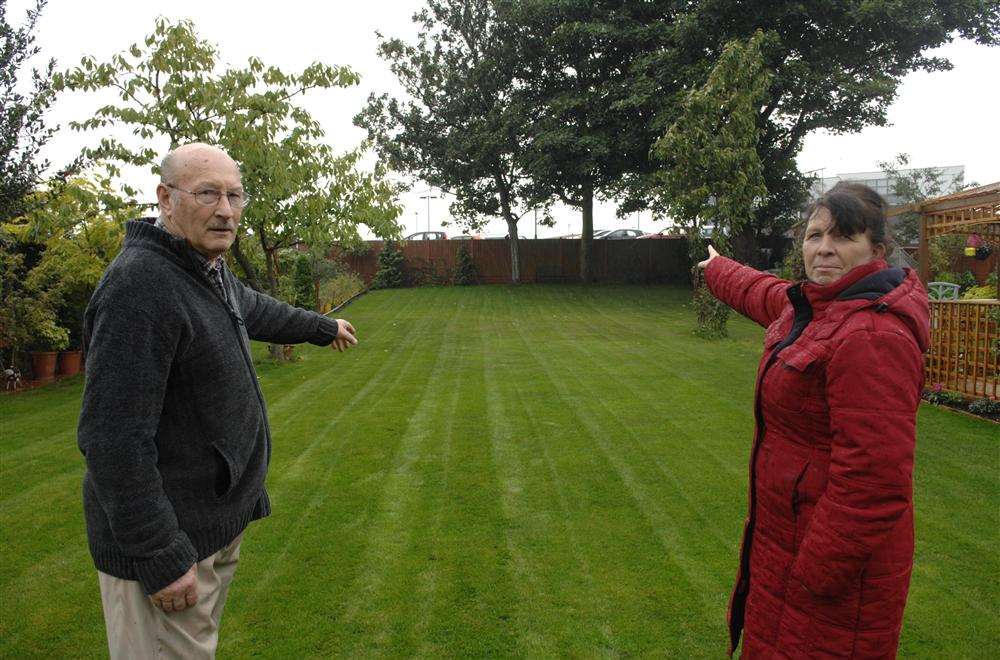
top-left (165, 183), bottom-right (250, 209)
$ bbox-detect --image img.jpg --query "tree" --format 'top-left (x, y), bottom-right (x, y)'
top-left (501, 1), bottom-right (666, 281)
top-left (611, 0), bottom-right (998, 265)
top-left (54, 18), bottom-right (401, 299)
top-left (877, 153), bottom-right (969, 246)
top-left (652, 32), bottom-right (772, 338)
top-left (357, 0), bottom-right (548, 283)
top-left (1, 0), bottom-right (57, 223)
top-left (372, 241), bottom-right (405, 289)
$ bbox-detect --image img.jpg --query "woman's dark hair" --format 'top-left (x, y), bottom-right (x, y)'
top-left (804, 181), bottom-right (892, 254)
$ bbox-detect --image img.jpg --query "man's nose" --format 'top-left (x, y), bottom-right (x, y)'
top-left (215, 195), bottom-right (235, 218)
top-left (817, 235), bottom-right (836, 254)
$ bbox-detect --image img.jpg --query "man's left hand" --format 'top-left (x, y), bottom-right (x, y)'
top-left (331, 319), bottom-right (358, 352)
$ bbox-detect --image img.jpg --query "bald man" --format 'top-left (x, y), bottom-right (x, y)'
top-left (77, 143), bottom-right (357, 659)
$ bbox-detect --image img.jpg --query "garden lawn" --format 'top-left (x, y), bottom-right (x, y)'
top-left (1, 285), bottom-right (997, 658)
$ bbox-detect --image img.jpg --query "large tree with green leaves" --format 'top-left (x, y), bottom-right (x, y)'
top-left (653, 32), bottom-right (771, 338)
top-left (1, 0), bottom-right (57, 223)
top-left (54, 18), bottom-right (401, 298)
top-left (618, 0), bottom-right (999, 265)
top-left (357, 0), bottom-right (549, 283)
top-left (500, 1), bottom-right (669, 281)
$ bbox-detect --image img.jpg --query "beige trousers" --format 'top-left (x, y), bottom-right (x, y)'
top-left (98, 534), bottom-right (242, 660)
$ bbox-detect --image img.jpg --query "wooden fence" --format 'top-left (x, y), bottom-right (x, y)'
top-left (927, 300), bottom-right (999, 399)
top-left (334, 238), bottom-right (692, 285)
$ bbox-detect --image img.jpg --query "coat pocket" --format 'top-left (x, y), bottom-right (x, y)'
top-left (211, 437), bottom-right (247, 499)
top-left (763, 345), bottom-right (821, 413)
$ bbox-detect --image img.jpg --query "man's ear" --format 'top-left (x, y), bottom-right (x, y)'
top-left (873, 242), bottom-right (887, 260)
top-left (156, 183), bottom-right (173, 218)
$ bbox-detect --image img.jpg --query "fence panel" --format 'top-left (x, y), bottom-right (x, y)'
top-left (927, 300), bottom-right (999, 399)
top-left (332, 238), bottom-right (691, 285)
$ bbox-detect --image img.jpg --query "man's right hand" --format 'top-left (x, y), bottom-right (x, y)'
top-left (150, 564), bottom-right (198, 613)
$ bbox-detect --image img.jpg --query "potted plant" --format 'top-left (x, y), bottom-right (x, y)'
top-left (28, 318), bottom-right (70, 383)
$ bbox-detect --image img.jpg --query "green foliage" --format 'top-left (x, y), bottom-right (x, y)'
top-left (1, 175), bottom-right (132, 353)
top-left (962, 285), bottom-right (997, 300)
top-left (0, 246), bottom-right (67, 354)
top-left (928, 234), bottom-right (968, 279)
top-left (1, 0), bottom-right (57, 223)
top-left (358, 0), bottom-right (551, 283)
top-left (318, 272), bottom-right (365, 312)
top-left (54, 17), bottom-right (402, 298)
top-left (653, 32), bottom-right (771, 338)
top-left (453, 245), bottom-right (478, 286)
top-left (877, 153), bottom-right (971, 245)
top-left (372, 241), bottom-right (405, 289)
top-left (968, 398), bottom-right (1000, 416)
top-left (609, 0), bottom-right (998, 261)
top-left (777, 236), bottom-right (806, 281)
top-left (923, 385), bottom-right (966, 407)
top-left (290, 253), bottom-right (316, 310)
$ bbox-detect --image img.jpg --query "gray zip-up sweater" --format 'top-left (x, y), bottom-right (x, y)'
top-left (78, 219), bottom-right (338, 594)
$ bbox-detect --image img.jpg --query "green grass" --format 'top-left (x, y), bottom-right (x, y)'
top-left (1, 285), bottom-right (997, 658)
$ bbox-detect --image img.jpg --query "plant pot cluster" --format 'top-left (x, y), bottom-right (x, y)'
top-left (29, 349), bottom-right (83, 383)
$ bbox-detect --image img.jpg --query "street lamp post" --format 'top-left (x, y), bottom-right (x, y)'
top-left (419, 194), bottom-right (438, 232)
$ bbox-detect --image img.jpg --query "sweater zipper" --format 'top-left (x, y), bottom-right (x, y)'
top-left (198, 267), bottom-right (271, 433)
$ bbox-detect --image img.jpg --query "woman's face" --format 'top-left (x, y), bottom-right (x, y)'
top-left (802, 208), bottom-right (885, 286)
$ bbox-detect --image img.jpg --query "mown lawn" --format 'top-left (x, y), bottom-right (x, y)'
top-left (1, 285), bottom-right (997, 658)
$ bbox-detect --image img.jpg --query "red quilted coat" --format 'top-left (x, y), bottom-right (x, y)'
top-left (705, 257), bottom-right (929, 659)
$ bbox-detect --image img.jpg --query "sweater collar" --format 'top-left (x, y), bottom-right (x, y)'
top-left (123, 218), bottom-right (208, 273)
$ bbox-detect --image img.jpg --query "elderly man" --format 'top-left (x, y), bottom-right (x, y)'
top-left (78, 143), bottom-right (356, 658)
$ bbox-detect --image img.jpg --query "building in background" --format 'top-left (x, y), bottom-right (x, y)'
top-left (807, 166), bottom-right (965, 206)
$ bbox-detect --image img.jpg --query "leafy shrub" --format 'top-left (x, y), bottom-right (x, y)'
top-left (290, 253), bottom-right (316, 310)
top-left (962, 285), bottom-right (997, 300)
top-left (777, 236), bottom-right (806, 281)
top-left (968, 398), bottom-right (1000, 416)
top-left (453, 245), bottom-right (478, 285)
top-left (373, 241), bottom-right (405, 289)
top-left (922, 383), bottom-right (965, 407)
top-left (319, 272), bottom-right (365, 312)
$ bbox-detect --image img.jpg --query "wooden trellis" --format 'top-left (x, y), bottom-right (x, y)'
top-left (888, 182), bottom-right (1000, 399)
top-left (926, 300), bottom-right (999, 398)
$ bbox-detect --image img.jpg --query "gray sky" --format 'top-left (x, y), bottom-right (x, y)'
top-left (12, 0), bottom-right (1000, 238)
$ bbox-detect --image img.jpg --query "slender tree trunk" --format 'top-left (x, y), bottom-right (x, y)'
top-left (230, 234), bottom-right (263, 292)
top-left (495, 173), bottom-right (520, 284)
top-left (506, 218), bottom-right (520, 283)
top-left (262, 246), bottom-right (288, 361)
top-left (580, 183), bottom-right (594, 282)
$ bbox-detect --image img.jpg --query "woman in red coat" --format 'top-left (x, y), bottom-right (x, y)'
top-left (700, 183), bottom-right (929, 659)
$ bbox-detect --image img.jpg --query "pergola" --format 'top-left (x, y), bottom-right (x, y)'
top-left (888, 181), bottom-right (1000, 297)
top-left (887, 182), bottom-right (1000, 399)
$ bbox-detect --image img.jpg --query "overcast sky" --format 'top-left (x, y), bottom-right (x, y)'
top-left (11, 0), bottom-right (1000, 238)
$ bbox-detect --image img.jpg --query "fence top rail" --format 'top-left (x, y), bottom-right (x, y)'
top-left (929, 299), bottom-right (1000, 306)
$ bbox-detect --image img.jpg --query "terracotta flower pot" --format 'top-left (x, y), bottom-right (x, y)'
top-left (30, 351), bottom-right (58, 383)
top-left (58, 350), bottom-right (83, 376)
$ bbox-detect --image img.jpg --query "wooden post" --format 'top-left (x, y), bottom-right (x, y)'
top-left (918, 209), bottom-right (930, 285)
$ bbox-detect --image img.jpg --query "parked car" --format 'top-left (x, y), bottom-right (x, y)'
top-left (601, 228), bottom-right (645, 240)
top-left (560, 229), bottom-right (611, 239)
top-left (404, 231), bottom-right (448, 240)
top-left (452, 233), bottom-right (483, 240)
top-left (639, 228), bottom-right (685, 239)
